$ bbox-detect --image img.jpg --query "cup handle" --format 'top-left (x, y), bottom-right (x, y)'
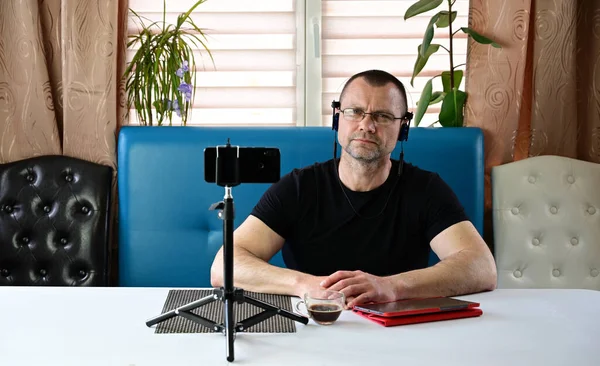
top-left (295, 300), bottom-right (309, 317)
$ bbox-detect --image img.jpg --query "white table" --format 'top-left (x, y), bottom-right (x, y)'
top-left (1, 287), bottom-right (598, 366)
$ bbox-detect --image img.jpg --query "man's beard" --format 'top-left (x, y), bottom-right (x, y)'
top-left (344, 135), bottom-right (384, 164)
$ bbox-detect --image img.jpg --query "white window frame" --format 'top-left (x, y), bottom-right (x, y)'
top-left (296, 0), bottom-right (308, 126)
top-left (304, 0), bottom-right (323, 127)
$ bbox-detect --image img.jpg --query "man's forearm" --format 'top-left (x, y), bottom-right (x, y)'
top-left (210, 247), bottom-right (315, 298)
top-left (390, 249), bottom-right (497, 299)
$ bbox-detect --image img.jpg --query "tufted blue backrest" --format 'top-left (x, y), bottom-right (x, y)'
top-left (117, 126), bottom-right (484, 287)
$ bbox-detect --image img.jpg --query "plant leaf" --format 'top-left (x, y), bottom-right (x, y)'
top-left (414, 79), bottom-right (433, 127)
top-left (421, 13), bottom-right (441, 57)
top-left (439, 90), bottom-right (467, 127)
top-left (123, 0), bottom-right (211, 126)
top-left (185, 17), bottom-right (215, 67)
top-left (411, 44), bottom-right (440, 86)
top-left (435, 11), bottom-right (457, 28)
top-left (429, 91), bottom-right (445, 105)
top-left (404, 0), bottom-right (444, 20)
top-left (461, 27), bottom-right (501, 48)
top-left (441, 70), bottom-right (464, 92)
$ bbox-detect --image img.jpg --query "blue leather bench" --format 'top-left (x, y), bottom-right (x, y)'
top-left (117, 126), bottom-right (484, 287)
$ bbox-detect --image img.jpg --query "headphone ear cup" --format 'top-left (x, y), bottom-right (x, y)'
top-left (399, 111), bottom-right (414, 141)
top-left (332, 113), bottom-right (339, 131)
top-left (398, 123), bottom-right (409, 141)
top-left (331, 100), bottom-right (340, 132)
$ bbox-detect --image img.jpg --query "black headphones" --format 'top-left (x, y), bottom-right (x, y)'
top-left (331, 100), bottom-right (413, 177)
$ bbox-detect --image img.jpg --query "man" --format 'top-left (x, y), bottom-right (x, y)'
top-left (211, 69), bottom-right (497, 309)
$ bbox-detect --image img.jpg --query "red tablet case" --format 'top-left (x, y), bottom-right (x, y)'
top-left (352, 297), bottom-right (484, 327)
top-left (353, 307), bottom-right (483, 327)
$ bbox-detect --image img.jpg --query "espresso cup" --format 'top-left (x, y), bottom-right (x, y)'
top-left (295, 290), bottom-right (345, 325)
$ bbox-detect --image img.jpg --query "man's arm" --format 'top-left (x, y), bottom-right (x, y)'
top-left (391, 220), bottom-right (497, 298)
top-left (324, 221), bottom-right (497, 308)
top-left (210, 215), bottom-right (324, 298)
top-left (323, 172), bottom-right (496, 308)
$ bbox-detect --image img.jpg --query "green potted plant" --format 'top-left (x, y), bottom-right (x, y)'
top-left (124, 0), bottom-right (214, 126)
top-left (404, 0), bottom-right (501, 127)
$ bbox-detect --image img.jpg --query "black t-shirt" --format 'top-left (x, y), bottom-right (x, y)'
top-left (250, 159), bottom-right (468, 276)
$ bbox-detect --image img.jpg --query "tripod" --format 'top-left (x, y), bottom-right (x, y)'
top-left (146, 142), bottom-right (308, 362)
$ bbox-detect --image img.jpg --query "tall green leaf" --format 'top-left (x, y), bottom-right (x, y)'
top-left (441, 70), bottom-right (464, 92)
top-left (421, 13), bottom-right (441, 57)
top-left (435, 11), bottom-right (457, 28)
top-left (461, 27), bottom-right (501, 48)
top-left (404, 0), bottom-right (443, 20)
top-left (414, 79), bottom-right (433, 126)
top-left (411, 44), bottom-right (440, 86)
top-left (429, 91), bottom-right (445, 105)
top-left (439, 90), bottom-right (467, 127)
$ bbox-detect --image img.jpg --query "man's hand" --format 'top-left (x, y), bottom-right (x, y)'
top-left (320, 270), bottom-right (398, 309)
top-left (295, 274), bottom-right (329, 299)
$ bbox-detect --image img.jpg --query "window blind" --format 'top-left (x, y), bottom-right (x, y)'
top-left (320, 0), bottom-right (469, 127)
top-left (127, 0), bottom-right (299, 126)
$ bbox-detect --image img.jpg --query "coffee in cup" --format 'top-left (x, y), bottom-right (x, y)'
top-left (307, 304), bottom-right (343, 324)
top-left (295, 290), bottom-right (345, 325)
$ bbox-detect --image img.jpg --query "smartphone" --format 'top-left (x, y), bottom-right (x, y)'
top-left (204, 146), bottom-right (281, 184)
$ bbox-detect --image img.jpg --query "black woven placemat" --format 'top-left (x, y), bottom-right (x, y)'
top-left (154, 289), bottom-right (297, 333)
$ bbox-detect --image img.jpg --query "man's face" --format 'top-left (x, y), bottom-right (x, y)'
top-left (337, 78), bottom-right (406, 164)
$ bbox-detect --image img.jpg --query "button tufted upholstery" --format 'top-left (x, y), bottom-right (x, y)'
top-left (492, 155), bottom-right (600, 290)
top-left (0, 155), bottom-right (113, 286)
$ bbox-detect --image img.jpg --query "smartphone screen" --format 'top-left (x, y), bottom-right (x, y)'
top-left (204, 146), bottom-right (281, 184)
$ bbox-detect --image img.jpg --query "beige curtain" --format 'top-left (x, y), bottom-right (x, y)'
top-left (465, 0), bottom-right (600, 245)
top-left (0, 0), bottom-right (129, 284)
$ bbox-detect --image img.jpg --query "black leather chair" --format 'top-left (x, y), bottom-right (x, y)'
top-left (0, 155), bottom-right (113, 286)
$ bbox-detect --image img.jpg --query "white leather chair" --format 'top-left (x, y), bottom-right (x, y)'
top-left (492, 155), bottom-right (600, 290)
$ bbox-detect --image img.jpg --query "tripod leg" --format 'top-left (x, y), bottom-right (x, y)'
top-left (237, 295), bottom-right (308, 331)
top-left (225, 297), bottom-right (235, 362)
top-left (235, 309), bottom-right (277, 332)
top-left (178, 310), bottom-right (224, 333)
top-left (146, 293), bottom-right (219, 327)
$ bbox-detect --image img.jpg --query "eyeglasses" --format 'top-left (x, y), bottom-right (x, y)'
top-left (340, 108), bottom-right (407, 126)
